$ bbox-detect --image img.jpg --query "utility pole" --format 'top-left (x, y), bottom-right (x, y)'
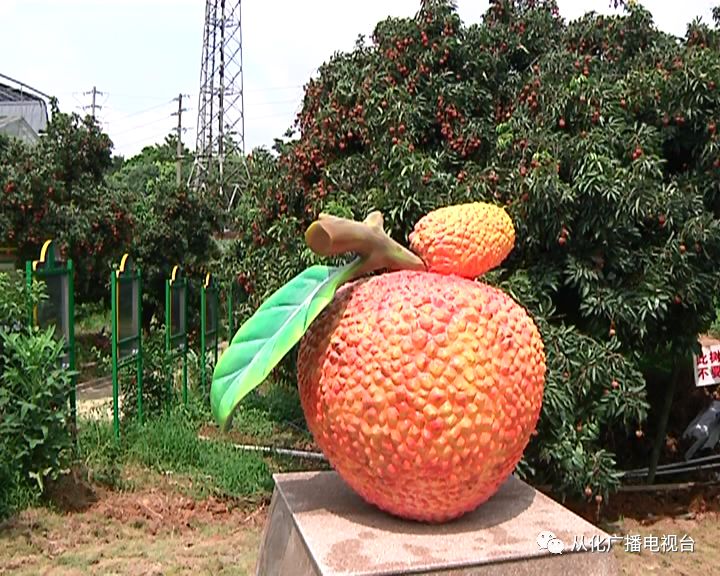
top-left (82, 86), bottom-right (104, 119)
top-left (171, 94), bottom-right (189, 188)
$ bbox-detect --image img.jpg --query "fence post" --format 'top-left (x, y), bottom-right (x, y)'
top-left (111, 266), bottom-right (119, 438)
top-left (166, 265), bottom-right (188, 407)
top-left (201, 275), bottom-right (207, 395)
top-left (67, 259), bottom-right (75, 430)
top-left (111, 254), bottom-right (143, 438)
top-left (137, 273), bottom-right (144, 424)
top-left (201, 272), bottom-right (220, 396)
top-left (165, 273), bottom-right (172, 407)
top-left (25, 240), bottom-right (76, 437)
top-left (227, 280), bottom-right (234, 339)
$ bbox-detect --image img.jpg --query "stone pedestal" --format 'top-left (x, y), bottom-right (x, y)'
top-left (256, 471), bottom-right (618, 575)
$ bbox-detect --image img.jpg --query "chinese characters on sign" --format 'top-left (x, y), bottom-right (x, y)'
top-left (537, 531), bottom-right (695, 555)
top-left (693, 342), bottom-right (720, 387)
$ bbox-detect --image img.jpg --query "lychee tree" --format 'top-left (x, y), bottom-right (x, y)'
top-left (227, 0), bottom-right (720, 500)
top-left (0, 102), bottom-right (132, 303)
top-left (107, 137), bottom-right (222, 327)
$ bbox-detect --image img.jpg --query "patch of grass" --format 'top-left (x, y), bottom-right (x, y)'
top-left (56, 551), bottom-right (101, 568)
top-left (217, 380), bottom-right (315, 451)
top-left (0, 468), bottom-right (39, 521)
top-left (246, 378), bottom-right (305, 426)
top-left (77, 402), bottom-right (273, 502)
top-left (231, 407), bottom-right (276, 440)
top-left (77, 419), bottom-right (126, 490)
top-left (127, 410), bottom-right (272, 499)
top-left (75, 302), bottom-right (111, 334)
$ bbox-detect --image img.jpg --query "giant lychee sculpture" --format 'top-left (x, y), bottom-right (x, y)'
top-left (211, 202), bottom-right (546, 524)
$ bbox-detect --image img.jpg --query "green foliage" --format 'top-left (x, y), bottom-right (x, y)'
top-left (0, 117), bottom-right (221, 320)
top-left (108, 137), bottom-right (222, 327)
top-left (0, 468), bottom-right (38, 521)
top-left (0, 273), bottom-right (33, 332)
top-left (230, 407), bottom-right (277, 440)
top-left (0, 273), bottom-right (73, 519)
top-left (75, 418), bottom-right (125, 490)
top-left (118, 322), bottom-right (168, 422)
top-left (75, 302), bottom-right (111, 334)
top-left (228, 0), bottom-right (720, 500)
top-left (0, 328), bottom-right (74, 492)
top-left (709, 304), bottom-right (720, 338)
top-left (244, 380), bottom-right (306, 427)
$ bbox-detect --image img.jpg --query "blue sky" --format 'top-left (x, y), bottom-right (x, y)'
top-left (0, 0), bottom-right (715, 159)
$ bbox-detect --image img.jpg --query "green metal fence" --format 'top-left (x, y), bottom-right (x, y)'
top-left (19, 249), bottom-right (240, 431)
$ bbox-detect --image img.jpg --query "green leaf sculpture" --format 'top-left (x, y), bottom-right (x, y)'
top-left (210, 210), bottom-right (426, 431)
top-left (211, 259), bottom-right (361, 429)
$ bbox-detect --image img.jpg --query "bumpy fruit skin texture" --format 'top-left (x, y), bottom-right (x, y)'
top-left (297, 270), bottom-right (546, 523)
top-left (409, 202), bottom-right (516, 278)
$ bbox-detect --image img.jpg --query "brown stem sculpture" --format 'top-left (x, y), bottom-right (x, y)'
top-left (304, 211), bottom-right (426, 277)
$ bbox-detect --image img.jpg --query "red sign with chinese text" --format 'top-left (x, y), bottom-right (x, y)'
top-left (694, 344), bottom-right (720, 387)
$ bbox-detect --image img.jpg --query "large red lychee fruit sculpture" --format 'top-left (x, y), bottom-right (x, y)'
top-left (211, 202), bottom-right (546, 524)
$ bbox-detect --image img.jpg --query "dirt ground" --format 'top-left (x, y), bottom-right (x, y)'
top-left (2, 471), bottom-right (719, 575)
top-left (0, 471), bottom-right (267, 576)
top-left (568, 484), bottom-right (720, 575)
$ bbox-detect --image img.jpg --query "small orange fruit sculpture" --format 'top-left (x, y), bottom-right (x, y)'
top-left (409, 201), bottom-right (516, 278)
top-left (297, 202), bottom-right (546, 523)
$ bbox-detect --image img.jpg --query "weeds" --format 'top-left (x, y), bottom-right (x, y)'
top-left (76, 399), bottom-right (273, 501)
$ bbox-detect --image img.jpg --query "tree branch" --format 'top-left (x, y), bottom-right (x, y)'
top-left (304, 211), bottom-right (426, 276)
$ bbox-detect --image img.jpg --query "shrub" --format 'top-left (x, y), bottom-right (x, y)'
top-left (227, 0), bottom-right (720, 500)
top-left (117, 321), bottom-right (168, 423)
top-left (119, 321), bottom-right (214, 425)
top-left (0, 273), bottom-right (73, 519)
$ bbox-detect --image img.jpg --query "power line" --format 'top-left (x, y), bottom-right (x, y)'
top-left (120, 130), bottom-right (175, 150)
top-left (248, 97), bottom-right (304, 107)
top-left (244, 84), bottom-right (303, 93)
top-left (105, 99), bottom-right (174, 123)
top-left (111, 115), bottom-right (173, 137)
top-left (248, 114), bottom-right (297, 121)
top-left (104, 92), bottom-right (178, 101)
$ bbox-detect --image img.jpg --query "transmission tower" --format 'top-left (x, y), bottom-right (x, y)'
top-left (191, 0), bottom-right (246, 211)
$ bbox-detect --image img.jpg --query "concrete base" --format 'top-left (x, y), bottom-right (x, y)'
top-left (256, 471), bottom-right (618, 576)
